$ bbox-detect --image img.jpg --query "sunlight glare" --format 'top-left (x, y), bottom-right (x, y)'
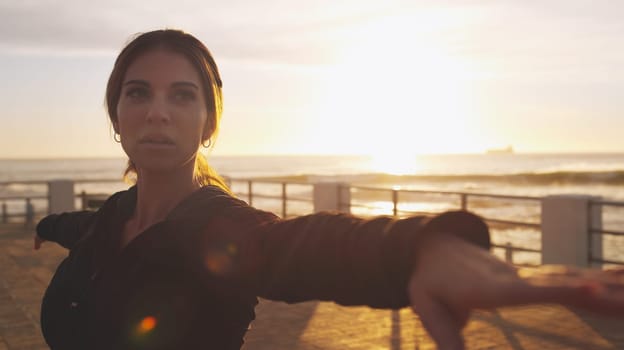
top-left (368, 152), bottom-right (421, 175)
top-left (321, 11), bottom-right (481, 164)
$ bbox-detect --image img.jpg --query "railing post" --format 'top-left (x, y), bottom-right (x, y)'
top-left (247, 180), bottom-right (253, 206)
top-left (392, 189), bottom-right (398, 217)
top-left (1, 202), bottom-right (7, 223)
top-left (81, 191), bottom-right (87, 210)
top-left (25, 198), bottom-right (34, 227)
top-left (505, 242), bottom-right (513, 263)
top-left (281, 182), bottom-right (287, 218)
top-left (460, 193), bottom-right (467, 210)
top-left (48, 180), bottom-right (75, 214)
top-left (541, 195), bottom-right (602, 267)
top-left (313, 182), bottom-right (351, 213)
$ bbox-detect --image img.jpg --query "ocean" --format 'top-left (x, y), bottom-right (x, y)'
top-left (2, 153), bottom-right (624, 198)
top-left (1, 153), bottom-right (623, 265)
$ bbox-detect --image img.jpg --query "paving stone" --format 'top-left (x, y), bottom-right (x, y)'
top-left (1, 325), bottom-right (46, 349)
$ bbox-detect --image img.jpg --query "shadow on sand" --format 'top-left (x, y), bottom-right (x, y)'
top-left (243, 300), bottom-right (319, 350)
top-left (471, 309), bottom-right (618, 350)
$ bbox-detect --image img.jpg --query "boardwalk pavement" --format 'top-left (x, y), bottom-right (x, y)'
top-left (0, 223), bottom-right (622, 349)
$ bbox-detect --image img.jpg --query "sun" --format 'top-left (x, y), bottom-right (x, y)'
top-left (318, 12), bottom-right (483, 165)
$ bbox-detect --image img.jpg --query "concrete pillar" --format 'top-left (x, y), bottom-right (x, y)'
top-left (541, 195), bottom-right (602, 267)
top-left (313, 182), bottom-right (351, 213)
top-left (48, 180), bottom-right (75, 214)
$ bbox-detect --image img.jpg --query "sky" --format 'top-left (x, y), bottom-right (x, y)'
top-left (0, 0), bottom-right (623, 158)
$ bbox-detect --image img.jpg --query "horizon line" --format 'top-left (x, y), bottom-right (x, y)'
top-left (2, 150), bottom-right (624, 161)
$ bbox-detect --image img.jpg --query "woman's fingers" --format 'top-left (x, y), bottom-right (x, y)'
top-left (462, 265), bottom-right (624, 314)
top-left (409, 232), bottom-right (624, 349)
top-left (511, 266), bottom-right (624, 315)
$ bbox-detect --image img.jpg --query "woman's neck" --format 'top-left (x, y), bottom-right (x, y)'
top-left (131, 166), bottom-right (200, 232)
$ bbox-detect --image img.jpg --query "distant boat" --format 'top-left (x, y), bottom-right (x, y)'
top-left (486, 146), bottom-right (514, 154)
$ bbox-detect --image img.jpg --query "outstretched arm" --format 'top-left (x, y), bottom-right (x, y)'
top-left (34, 211), bottom-right (96, 250)
top-left (408, 232), bottom-right (624, 350)
top-left (205, 206), bottom-right (489, 308)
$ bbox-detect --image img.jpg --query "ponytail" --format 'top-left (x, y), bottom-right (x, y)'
top-left (194, 153), bottom-right (231, 193)
top-left (122, 154), bottom-right (231, 194)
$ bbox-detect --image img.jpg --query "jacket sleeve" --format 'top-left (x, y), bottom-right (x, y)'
top-left (36, 211), bottom-right (97, 250)
top-left (202, 205), bottom-right (490, 309)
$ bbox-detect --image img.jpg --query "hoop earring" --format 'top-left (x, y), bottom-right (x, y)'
top-left (114, 133), bottom-right (121, 143)
top-left (202, 139), bottom-right (212, 148)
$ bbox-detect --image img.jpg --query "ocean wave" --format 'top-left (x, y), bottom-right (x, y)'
top-left (300, 170), bottom-right (624, 185)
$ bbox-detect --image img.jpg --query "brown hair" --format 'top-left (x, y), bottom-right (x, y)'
top-left (105, 29), bottom-right (229, 192)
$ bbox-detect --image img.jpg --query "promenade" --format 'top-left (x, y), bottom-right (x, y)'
top-left (0, 222), bottom-right (622, 349)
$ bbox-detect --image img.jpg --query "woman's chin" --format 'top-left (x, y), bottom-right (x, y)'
top-left (130, 154), bottom-right (196, 175)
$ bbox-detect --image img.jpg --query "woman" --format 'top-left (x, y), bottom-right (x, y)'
top-left (35, 29), bottom-right (624, 350)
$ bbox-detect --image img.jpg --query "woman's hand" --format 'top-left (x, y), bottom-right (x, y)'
top-left (34, 234), bottom-right (46, 250)
top-left (408, 232), bottom-right (624, 350)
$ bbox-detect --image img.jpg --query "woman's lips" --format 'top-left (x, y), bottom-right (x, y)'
top-left (139, 135), bottom-right (176, 149)
top-left (139, 135), bottom-right (175, 144)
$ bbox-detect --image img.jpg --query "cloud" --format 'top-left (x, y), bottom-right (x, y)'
top-left (1, 0), bottom-right (623, 71)
top-left (0, 0), bottom-right (396, 64)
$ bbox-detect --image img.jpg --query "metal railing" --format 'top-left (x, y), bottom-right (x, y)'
top-left (589, 199), bottom-right (624, 266)
top-left (3, 178), bottom-right (624, 267)
top-left (74, 178), bottom-right (125, 210)
top-left (1, 179), bottom-right (123, 224)
top-left (0, 195), bottom-right (47, 226)
top-left (227, 178), bottom-right (314, 218)
top-left (346, 185), bottom-right (542, 266)
top-left (0, 178), bottom-right (299, 220)
top-left (0, 180), bottom-right (49, 226)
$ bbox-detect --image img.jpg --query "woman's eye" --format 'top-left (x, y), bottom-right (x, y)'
top-left (125, 88), bottom-right (149, 100)
top-left (173, 90), bottom-right (196, 102)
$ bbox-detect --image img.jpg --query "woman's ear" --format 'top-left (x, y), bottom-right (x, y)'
top-left (112, 120), bottom-right (120, 134)
top-left (202, 120), bottom-right (214, 144)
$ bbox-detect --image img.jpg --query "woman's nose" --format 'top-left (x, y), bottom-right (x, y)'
top-left (145, 95), bottom-right (171, 124)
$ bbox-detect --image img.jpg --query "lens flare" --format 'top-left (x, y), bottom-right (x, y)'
top-left (227, 243), bottom-right (237, 255)
top-left (204, 243), bottom-right (238, 275)
top-left (205, 252), bottom-right (232, 275)
top-left (138, 316), bottom-right (157, 334)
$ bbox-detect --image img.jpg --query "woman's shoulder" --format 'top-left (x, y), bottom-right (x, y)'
top-left (167, 185), bottom-right (278, 227)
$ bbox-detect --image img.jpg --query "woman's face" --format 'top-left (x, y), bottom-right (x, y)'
top-left (114, 50), bottom-right (210, 174)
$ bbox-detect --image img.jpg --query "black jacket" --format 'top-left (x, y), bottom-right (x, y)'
top-left (37, 185), bottom-right (490, 349)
